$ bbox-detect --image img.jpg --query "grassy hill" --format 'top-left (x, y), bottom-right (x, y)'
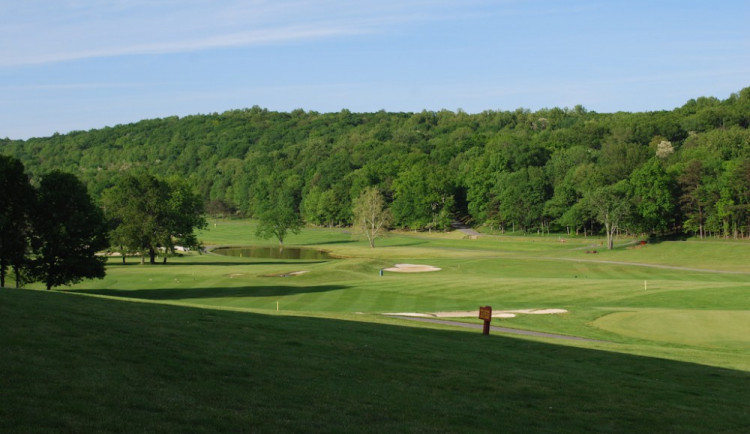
top-left (3, 89), bottom-right (749, 237)
top-left (2, 288), bottom-right (748, 433)
top-left (3, 222), bottom-right (749, 431)
top-left (52, 221), bottom-right (750, 370)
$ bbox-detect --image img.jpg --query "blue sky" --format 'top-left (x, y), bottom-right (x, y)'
top-left (2, 0), bottom-right (749, 139)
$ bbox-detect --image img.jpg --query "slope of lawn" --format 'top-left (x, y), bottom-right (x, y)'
top-left (23, 220), bottom-right (750, 371)
top-left (2, 288), bottom-right (748, 433)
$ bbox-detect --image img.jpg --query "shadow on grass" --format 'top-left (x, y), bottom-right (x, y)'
top-left (108, 260), bottom-right (330, 267)
top-left (2, 289), bottom-right (749, 432)
top-left (66, 284), bottom-right (347, 301)
top-left (646, 233), bottom-right (691, 244)
top-left (380, 239), bottom-right (429, 247)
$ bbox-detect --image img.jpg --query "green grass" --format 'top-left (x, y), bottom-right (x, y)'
top-left (594, 309), bottom-right (750, 348)
top-left (5, 221), bottom-right (750, 430)
top-left (28, 221), bottom-right (749, 371)
top-left (2, 288), bottom-right (749, 433)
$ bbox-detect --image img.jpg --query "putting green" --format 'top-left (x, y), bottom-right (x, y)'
top-left (594, 309), bottom-right (750, 349)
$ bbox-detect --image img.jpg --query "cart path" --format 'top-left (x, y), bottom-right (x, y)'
top-left (388, 315), bottom-right (608, 343)
top-left (451, 221), bottom-right (481, 236)
top-left (541, 256), bottom-right (750, 275)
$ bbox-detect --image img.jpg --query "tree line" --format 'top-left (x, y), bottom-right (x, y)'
top-left (2, 88), bottom-right (749, 245)
top-left (1, 156), bottom-right (206, 289)
top-left (0, 155), bottom-right (108, 289)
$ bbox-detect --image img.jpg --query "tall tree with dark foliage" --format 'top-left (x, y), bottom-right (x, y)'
top-left (30, 171), bottom-right (109, 290)
top-left (0, 155), bottom-right (35, 287)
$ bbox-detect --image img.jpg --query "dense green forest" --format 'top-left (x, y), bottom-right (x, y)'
top-left (2, 88), bottom-right (749, 239)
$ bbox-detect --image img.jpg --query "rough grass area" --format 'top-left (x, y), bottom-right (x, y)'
top-left (2, 289), bottom-right (749, 433)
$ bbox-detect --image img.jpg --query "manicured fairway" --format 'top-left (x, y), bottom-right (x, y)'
top-left (43, 220), bottom-right (750, 372)
top-left (4, 221), bottom-right (750, 431)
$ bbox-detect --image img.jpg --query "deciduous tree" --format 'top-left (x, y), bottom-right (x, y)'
top-left (165, 177), bottom-right (208, 254)
top-left (30, 171), bottom-right (109, 290)
top-left (628, 158), bottom-right (676, 235)
top-left (255, 194), bottom-right (303, 246)
top-left (392, 162), bottom-right (455, 230)
top-left (103, 174), bottom-right (206, 264)
top-left (586, 182), bottom-right (630, 250)
top-left (494, 167), bottom-right (551, 232)
top-left (353, 187), bottom-right (391, 248)
top-left (0, 155), bottom-right (34, 287)
top-left (677, 160), bottom-right (715, 239)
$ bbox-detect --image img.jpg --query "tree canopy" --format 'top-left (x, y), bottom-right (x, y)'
top-left (102, 174), bottom-right (206, 263)
top-left (3, 87), bottom-right (750, 240)
top-left (1, 158), bottom-right (108, 289)
top-left (255, 192), bottom-right (303, 247)
top-left (0, 155), bottom-right (34, 287)
top-left (30, 171), bottom-right (109, 290)
top-left (353, 187), bottom-right (391, 248)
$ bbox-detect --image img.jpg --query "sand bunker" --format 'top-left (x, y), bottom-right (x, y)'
top-left (384, 308), bottom-right (568, 318)
top-left (383, 264), bottom-right (442, 273)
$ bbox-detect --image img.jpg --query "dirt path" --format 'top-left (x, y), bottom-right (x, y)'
top-left (388, 316), bottom-right (607, 343)
top-left (451, 221), bottom-right (480, 237)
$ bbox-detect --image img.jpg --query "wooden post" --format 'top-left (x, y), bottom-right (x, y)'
top-left (478, 306), bottom-right (492, 335)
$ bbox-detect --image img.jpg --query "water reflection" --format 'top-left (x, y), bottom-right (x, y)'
top-left (212, 246), bottom-right (334, 260)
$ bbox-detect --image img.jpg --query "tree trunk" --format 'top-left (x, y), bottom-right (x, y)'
top-left (605, 222), bottom-right (615, 250)
top-left (149, 247), bottom-right (156, 264)
top-left (45, 261), bottom-right (53, 290)
top-left (13, 264), bottom-right (21, 288)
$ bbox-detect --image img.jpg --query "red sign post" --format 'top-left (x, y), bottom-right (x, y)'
top-left (478, 306), bottom-right (492, 335)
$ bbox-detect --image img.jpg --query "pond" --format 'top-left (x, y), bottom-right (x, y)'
top-left (212, 246), bottom-right (335, 260)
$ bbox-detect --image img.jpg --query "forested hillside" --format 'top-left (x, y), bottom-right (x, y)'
top-left (2, 88), bottom-right (749, 239)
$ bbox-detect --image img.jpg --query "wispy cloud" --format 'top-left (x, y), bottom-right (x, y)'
top-left (3, 23), bottom-right (367, 67)
top-left (0, 0), bottom-right (470, 67)
top-left (0, 82), bottom-right (144, 91)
